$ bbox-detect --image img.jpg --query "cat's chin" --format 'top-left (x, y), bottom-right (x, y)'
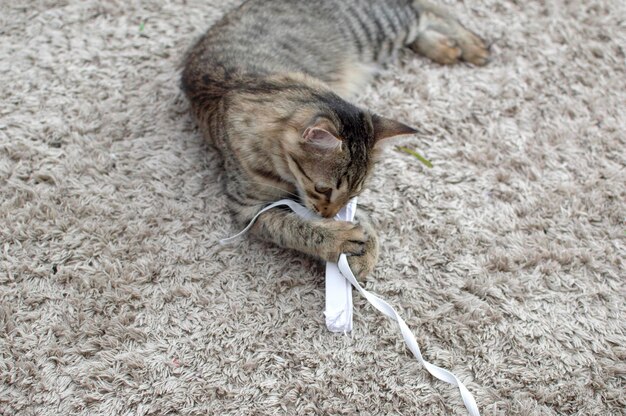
top-left (307, 204), bottom-right (323, 218)
top-left (300, 199), bottom-right (327, 218)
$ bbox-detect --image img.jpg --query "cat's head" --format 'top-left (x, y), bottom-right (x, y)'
top-left (285, 97), bottom-right (416, 218)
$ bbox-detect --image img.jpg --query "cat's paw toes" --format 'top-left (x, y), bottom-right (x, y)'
top-left (336, 223), bottom-right (367, 257)
top-left (347, 253), bottom-right (376, 279)
top-left (412, 30), bottom-right (462, 65)
top-left (459, 31), bottom-right (490, 66)
top-left (320, 221), bottom-right (368, 261)
top-left (340, 239), bottom-right (367, 257)
top-left (347, 243), bottom-right (379, 279)
top-left (347, 224), bottom-right (379, 279)
top-left (431, 36), bottom-right (462, 65)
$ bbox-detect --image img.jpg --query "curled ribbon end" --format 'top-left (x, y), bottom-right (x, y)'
top-left (218, 237), bottom-right (235, 245)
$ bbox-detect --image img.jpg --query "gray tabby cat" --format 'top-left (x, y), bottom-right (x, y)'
top-left (181, 0), bottom-right (488, 277)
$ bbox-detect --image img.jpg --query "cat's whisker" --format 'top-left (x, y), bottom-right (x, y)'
top-left (243, 178), bottom-right (302, 200)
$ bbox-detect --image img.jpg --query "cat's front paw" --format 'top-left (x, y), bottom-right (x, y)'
top-left (318, 220), bottom-right (368, 262)
top-left (347, 223), bottom-right (379, 279)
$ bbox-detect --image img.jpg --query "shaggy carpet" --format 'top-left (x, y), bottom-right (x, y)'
top-left (1, 0), bottom-right (624, 415)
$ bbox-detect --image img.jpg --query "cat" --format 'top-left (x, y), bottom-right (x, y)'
top-left (181, 0), bottom-right (488, 278)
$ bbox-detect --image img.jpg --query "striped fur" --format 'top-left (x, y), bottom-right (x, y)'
top-left (181, 0), bottom-right (488, 276)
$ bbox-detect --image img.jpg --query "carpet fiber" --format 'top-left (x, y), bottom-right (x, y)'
top-left (1, 1), bottom-right (624, 415)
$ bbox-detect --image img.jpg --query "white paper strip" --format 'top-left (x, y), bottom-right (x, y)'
top-left (221, 199), bottom-right (481, 416)
top-left (324, 198), bottom-right (357, 333)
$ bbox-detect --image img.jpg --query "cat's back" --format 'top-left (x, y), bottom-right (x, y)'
top-left (185, 0), bottom-right (353, 82)
top-left (183, 0), bottom-right (414, 89)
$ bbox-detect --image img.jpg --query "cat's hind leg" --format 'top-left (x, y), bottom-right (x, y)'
top-left (326, 61), bottom-right (379, 100)
top-left (409, 1), bottom-right (489, 66)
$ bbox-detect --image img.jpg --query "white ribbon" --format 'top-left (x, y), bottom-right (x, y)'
top-left (335, 253), bottom-right (480, 416)
top-left (221, 198), bottom-right (481, 416)
top-left (219, 199), bottom-right (318, 244)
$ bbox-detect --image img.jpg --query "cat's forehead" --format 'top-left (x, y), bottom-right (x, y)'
top-left (336, 108), bottom-right (372, 139)
top-left (336, 176), bottom-right (350, 192)
top-left (317, 93), bottom-right (373, 138)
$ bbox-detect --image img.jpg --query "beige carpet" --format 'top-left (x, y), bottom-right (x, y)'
top-left (1, 0), bottom-right (625, 414)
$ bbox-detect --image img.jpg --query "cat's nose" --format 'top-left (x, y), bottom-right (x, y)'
top-left (315, 204), bottom-right (333, 218)
top-left (321, 206), bottom-right (340, 218)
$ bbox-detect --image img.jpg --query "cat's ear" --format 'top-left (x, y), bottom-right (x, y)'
top-left (372, 114), bottom-right (417, 146)
top-left (302, 126), bottom-right (342, 151)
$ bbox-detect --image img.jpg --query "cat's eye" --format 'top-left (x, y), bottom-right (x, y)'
top-left (315, 185), bottom-right (332, 196)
